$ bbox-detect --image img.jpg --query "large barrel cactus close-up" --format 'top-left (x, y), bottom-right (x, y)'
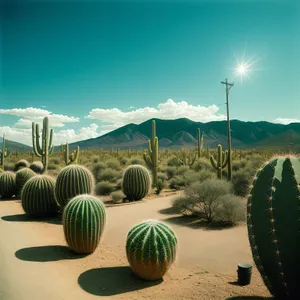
top-left (54, 164), bottom-right (95, 209)
top-left (126, 220), bottom-right (178, 280)
top-left (247, 155), bottom-right (300, 299)
top-left (122, 164), bottom-right (151, 201)
top-left (62, 194), bottom-right (106, 254)
top-left (15, 167), bottom-right (36, 197)
top-left (21, 175), bottom-right (59, 216)
top-left (0, 171), bottom-right (16, 198)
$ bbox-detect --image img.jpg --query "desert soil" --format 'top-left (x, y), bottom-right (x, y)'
top-left (0, 193), bottom-right (272, 300)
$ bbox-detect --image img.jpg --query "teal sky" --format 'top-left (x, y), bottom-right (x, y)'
top-left (0, 0), bottom-right (299, 145)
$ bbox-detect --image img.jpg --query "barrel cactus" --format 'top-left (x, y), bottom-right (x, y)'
top-left (247, 155), bottom-right (300, 299)
top-left (54, 165), bottom-right (95, 208)
top-left (15, 167), bottom-right (36, 197)
top-left (63, 194), bottom-right (106, 254)
top-left (30, 161), bottom-right (44, 174)
top-left (126, 220), bottom-right (178, 280)
top-left (0, 171), bottom-right (16, 198)
top-left (122, 165), bottom-right (151, 201)
top-left (21, 175), bottom-right (58, 216)
top-left (14, 159), bottom-right (30, 171)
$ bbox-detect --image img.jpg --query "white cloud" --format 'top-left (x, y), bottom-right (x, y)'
top-left (272, 118), bottom-right (300, 125)
top-left (86, 98), bottom-right (226, 132)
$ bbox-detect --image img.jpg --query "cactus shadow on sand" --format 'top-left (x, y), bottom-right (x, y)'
top-left (78, 266), bottom-right (163, 296)
top-left (15, 245), bottom-right (86, 262)
top-left (1, 213), bottom-right (62, 225)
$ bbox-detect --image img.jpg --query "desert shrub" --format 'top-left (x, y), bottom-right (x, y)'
top-left (192, 158), bottom-right (213, 172)
top-left (232, 169), bottom-right (252, 197)
top-left (49, 158), bottom-right (60, 165)
top-left (176, 165), bottom-right (189, 175)
top-left (164, 166), bottom-right (177, 179)
top-left (172, 195), bottom-right (193, 216)
top-left (169, 176), bottom-right (186, 190)
top-left (167, 156), bottom-right (182, 167)
top-left (47, 163), bottom-right (58, 170)
top-left (120, 157), bottom-right (128, 166)
top-left (183, 169), bottom-right (215, 186)
top-left (95, 181), bottom-right (116, 196)
top-left (157, 172), bottom-right (167, 181)
top-left (97, 168), bottom-right (122, 182)
top-left (130, 157), bottom-right (144, 165)
top-left (232, 159), bottom-right (250, 172)
top-left (155, 179), bottom-right (166, 195)
top-left (91, 155), bottom-right (100, 164)
top-left (106, 158), bottom-right (121, 170)
top-left (111, 190), bottom-right (125, 204)
top-left (115, 178), bottom-right (122, 190)
top-left (91, 162), bottom-right (108, 180)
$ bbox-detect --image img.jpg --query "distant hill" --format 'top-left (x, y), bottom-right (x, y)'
top-left (0, 136), bottom-right (31, 152)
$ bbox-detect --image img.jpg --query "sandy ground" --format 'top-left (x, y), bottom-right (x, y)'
top-left (0, 193), bottom-right (272, 300)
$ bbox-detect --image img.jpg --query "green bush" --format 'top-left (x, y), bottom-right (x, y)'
top-left (191, 158), bottom-right (213, 172)
top-left (176, 165), bottom-right (189, 175)
top-left (111, 190), bottom-right (125, 204)
top-left (164, 166), bottom-right (177, 179)
top-left (97, 168), bottom-right (122, 182)
top-left (130, 157), bottom-right (144, 165)
top-left (167, 156), bottom-right (182, 167)
top-left (106, 158), bottom-right (121, 170)
top-left (171, 195), bottom-right (193, 216)
top-left (155, 179), bottom-right (166, 195)
top-left (95, 181), bottom-right (116, 196)
top-left (232, 169), bottom-right (252, 197)
top-left (169, 176), bottom-right (186, 190)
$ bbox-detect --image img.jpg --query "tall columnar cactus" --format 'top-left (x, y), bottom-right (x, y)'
top-left (0, 171), bottom-right (16, 198)
top-left (61, 143), bottom-right (80, 165)
top-left (0, 134), bottom-right (8, 170)
top-left (176, 150), bottom-right (197, 168)
top-left (15, 167), bottom-right (36, 197)
top-left (197, 128), bottom-right (204, 159)
top-left (32, 116), bottom-right (54, 174)
top-left (54, 164), bottom-right (95, 208)
top-left (209, 144), bottom-right (228, 179)
top-left (122, 165), bottom-right (151, 201)
top-left (143, 120), bottom-right (158, 186)
top-left (126, 220), bottom-right (178, 280)
top-left (63, 194), bottom-right (106, 254)
top-left (247, 155), bottom-right (300, 299)
top-left (21, 175), bottom-right (59, 216)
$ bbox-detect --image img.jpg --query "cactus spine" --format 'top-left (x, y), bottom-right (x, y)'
top-left (143, 120), bottom-right (158, 187)
top-left (247, 155), bottom-right (300, 299)
top-left (61, 143), bottom-right (79, 165)
top-left (0, 171), bottom-right (16, 198)
top-left (21, 175), bottom-right (58, 216)
top-left (126, 220), bottom-right (178, 280)
top-left (32, 116), bottom-right (54, 174)
top-left (122, 165), bottom-right (151, 201)
top-left (209, 144), bottom-right (228, 179)
top-left (15, 168), bottom-right (36, 197)
top-left (0, 134), bottom-right (8, 170)
top-left (63, 194), bottom-right (106, 254)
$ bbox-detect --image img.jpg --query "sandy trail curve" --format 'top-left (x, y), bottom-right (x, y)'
top-left (0, 195), bottom-right (271, 300)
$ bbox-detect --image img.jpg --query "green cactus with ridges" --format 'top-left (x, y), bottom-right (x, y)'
top-left (15, 167), bottom-right (36, 197)
top-left (0, 134), bottom-right (8, 170)
top-left (54, 164), bottom-right (95, 209)
top-left (29, 161), bottom-right (44, 174)
top-left (143, 120), bottom-right (159, 186)
top-left (62, 194), bottom-right (106, 254)
top-left (61, 143), bottom-right (80, 165)
top-left (21, 175), bottom-right (58, 216)
top-left (122, 165), bottom-right (151, 201)
top-left (32, 116), bottom-right (54, 174)
top-left (0, 171), bottom-right (16, 198)
top-left (247, 155), bottom-right (300, 299)
top-left (209, 144), bottom-right (228, 179)
top-left (14, 159), bottom-right (30, 171)
top-left (126, 220), bottom-right (178, 280)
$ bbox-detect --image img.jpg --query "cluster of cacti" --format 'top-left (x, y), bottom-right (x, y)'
top-left (247, 155), bottom-right (300, 299)
top-left (0, 171), bottom-right (16, 198)
top-left (15, 167), bottom-right (36, 197)
top-left (210, 144), bottom-right (228, 179)
top-left (126, 220), bottom-right (178, 280)
top-left (143, 120), bottom-right (159, 186)
top-left (32, 116), bottom-right (54, 174)
top-left (21, 175), bottom-right (59, 216)
top-left (0, 134), bottom-right (8, 170)
top-left (54, 164), bottom-right (95, 208)
top-left (62, 194), bottom-right (106, 254)
top-left (175, 149), bottom-right (197, 168)
top-left (61, 143), bottom-right (80, 165)
top-left (121, 165), bottom-right (151, 201)
top-left (30, 161), bottom-right (44, 174)
top-left (14, 159), bottom-right (30, 171)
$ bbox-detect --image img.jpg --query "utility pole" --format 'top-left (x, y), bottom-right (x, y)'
top-left (221, 78), bottom-right (234, 181)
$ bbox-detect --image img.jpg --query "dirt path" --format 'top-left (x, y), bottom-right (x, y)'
top-left (0, 195), bottom-right (272, 300)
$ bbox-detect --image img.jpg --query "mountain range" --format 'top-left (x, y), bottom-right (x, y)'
top-left (2, 118), bottom-right (300, 152)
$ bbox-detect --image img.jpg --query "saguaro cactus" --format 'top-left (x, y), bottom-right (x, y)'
top-left (197, 128), bottom-right (204, 159)
top-left (143, 120), bottom-right (158, 186)
top-left (32, 117), bottom-right (54, 174)
top-left (176, 149), bottom-right (197, 168)
top-left (209, 144), bottom-right (228, 179)
top-left (247, 155), bottom-right (300, 299)
top-left (61, 143), bottom-right (79, 165)
top-left (0, 134), bottom-right (8, 170)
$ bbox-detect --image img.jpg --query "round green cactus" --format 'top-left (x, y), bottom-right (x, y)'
top-left (63, 194), bottom-right (106, 254)
top-left (247, 155), bottom-right (300, 299)
top-left (122, 165), bottom-right (151, 201)
top-left (0, 171), bottom-right (16, 198)
top-left (15, 167), bottom-right (36, 197)
top-left (126, 220), bottom-right (178, 280)
top-left (54, 164), bottom-right (95, 208)
top-left (21, 175), bottom-right (58, 216)
top-left (30, 161), bottom-right (44, 174)
top-left (14, 159), bottom-right (30, 171)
